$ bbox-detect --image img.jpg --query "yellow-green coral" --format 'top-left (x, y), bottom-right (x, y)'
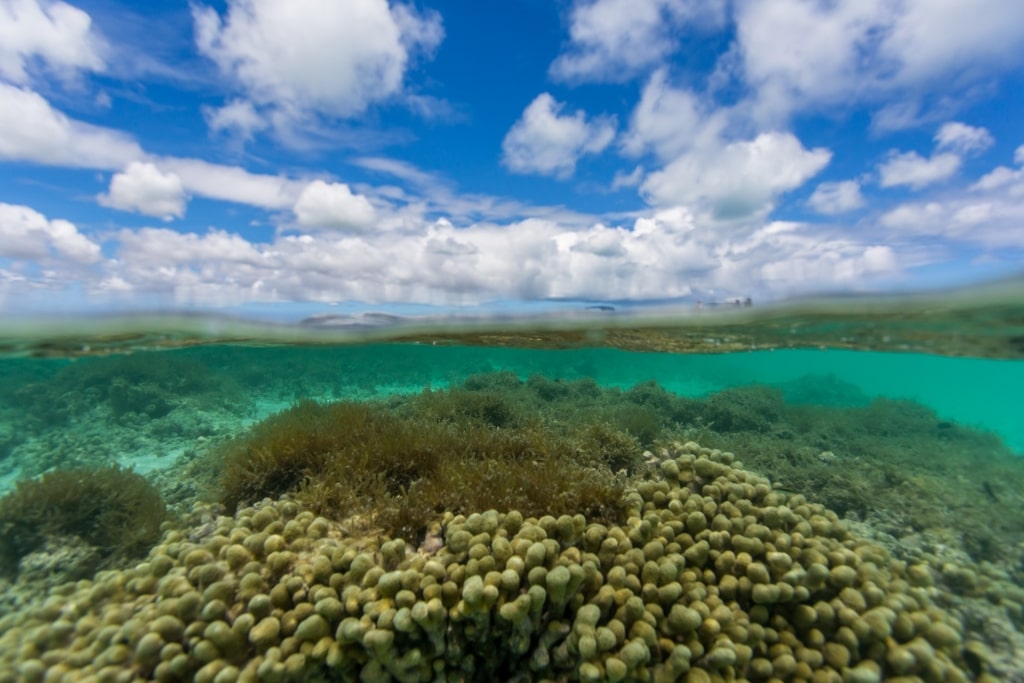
top-left (0, 443), bottom-right (979, 682)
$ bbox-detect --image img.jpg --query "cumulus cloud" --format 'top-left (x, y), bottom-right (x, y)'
top-left (619, 70), bottom-right (725, 160)
top-left (116, 227), bottom-right (264, 266)
top-left (1, 196), bottom-right (924, 308)
top-left (881, 150), bottom-right (1024, 249)
top-left (549, 0), bottom-right (726, 83)
top-left (0, 84), bottom-right (314, 212)
top-left (755, 235), bottom-right (899, 292)
top-left (98, 162), bottom-right (188, 220)
top-left (640, 132), bottom-right (831, 218)
top-left (878, 151), bottom-right (960, 189)
top-left (732, 0), bottom-right (1024, 123)
top-left (502, 93), bottom-right (615, 179)
top-left (193, 0), bottom-right (443, 136)
top-left (807, 180), bottom-right (865, 215)
top-left (90, 203), bottom-right (895, 306)
top-left (881, 199), bottom-right (1024, 249)
top-left (0, 82), bottom-right (142, 169)
top-left (733, 0), bottom-right (893, 119)
top-left (95, 209), bottom-right (702, 304)
top-left (0, 202), bottom-right (101, 264)
top-left (620, 71), bottom-right (830, 218)
top-left (877, 122), bottom-right (994, 191)
top-left (934, 122), bottom-right (994, 155)
top-left (881, 0), bottom-right (1024, 85)
top-left (734, 221), bottom-right (899, 293)
top-left (293, 180), bottom-right (377, 231)
top-left (0, 0), bottom-right (105, 84)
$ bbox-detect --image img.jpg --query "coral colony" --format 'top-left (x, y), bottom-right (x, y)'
top-left (0, 372), bottom-right (1012, 681)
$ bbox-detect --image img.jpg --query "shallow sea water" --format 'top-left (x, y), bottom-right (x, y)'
top-left (1, 281), bottom-right (1022, 681)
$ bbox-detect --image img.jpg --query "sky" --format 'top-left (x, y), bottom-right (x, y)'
top-left (1, 0), bottom-right (1023, 314)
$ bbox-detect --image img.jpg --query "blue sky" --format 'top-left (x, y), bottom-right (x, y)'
top-left (1, 0), bottom-right (1023, 313)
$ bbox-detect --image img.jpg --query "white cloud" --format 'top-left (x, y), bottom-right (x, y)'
top-left (807, 180), bottom-right (865, 215)
top-left (550, 0), bottom-right (726, 83)
top-left (972, 165), bottom-right (1024, 194)
top-left (0, 85), bottom-right (315, 213)
top-left (502, 93), bottom-right (615, 179)
top-left (732, 0), bottom-right (1024, 123)
top-left (881, 199), bottom-right (1024, 249)
top-left (159, 158), bottom-right (303, 210)
top-left (934, 122), bottom-right (994, 155)
top-left (620, 71), bottom-right (830, 218)
top-left (193, 0), bottom-right (443, 135)
top-left (0, 82), bottom-right (142, 169)
top-left (878, 151), bottom-right (960, 189)
top-left (745, 223), bottom-right (899, 292)
top-left (116, 227), bottom-right (264, 266)
top-left (0, 202), bottom-right (100, 264)
top-left (881, 150), bottom-right (1024, 249)
top-left (203, 99), bottom-right (268, 141)
top-left (640, 132), bottom-right (831, 218)
top-left (0, 0), bottom-right (105, 84)
top-left (758, 243), bottom-right (899, 292)
top-left (971, 144), bottom-right (1024, 195)
top-left (611, 165), bottom-right (643, 190)
top-left (619, 69), bottom-right (725, 160)
top-left (354, 156), bottom-right (439, 189)
top-left (293, 180), bottom-right (377, 231)
top-left (0, 198), bottom-right (925, 308)
top-left (733, 0), bottom-right (893, 120)
top-left (876, 121), bottom-right (993, 193)
top-left (98, 162), bottom-right (187, 221)
top-left (881, 0), bottom-right (1024, 85)
top-left (0, 85), bottom-right (313, 212)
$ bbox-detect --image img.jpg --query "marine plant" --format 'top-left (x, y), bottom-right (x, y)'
top-left (216, 397), bottom-right (636, 542)
top-left (0, 465), bottom-right (166, 577)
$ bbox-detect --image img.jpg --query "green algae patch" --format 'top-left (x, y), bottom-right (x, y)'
top-left (0, 465), bottom-right (166, 577)
top-left (216, 397), bottom-right (635, 541)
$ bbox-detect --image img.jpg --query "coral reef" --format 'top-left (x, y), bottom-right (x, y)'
top-left (0, 443), bottom-right (987, 682)
top-left (1, 363), bottom-right (1022, 680)
top-left (199, 370), bottom-right (1024, 565)
top-left (0, 466), bottom-right (167, 579)
top-left (215, 399), bottom-right (635, 542)
top-left (0, 351), bottom-right (246, 480)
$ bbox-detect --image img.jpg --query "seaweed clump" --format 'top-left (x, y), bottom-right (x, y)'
top-left (217, 398), bottom-right (635, 542)
top-left (0, 465), bottom-right (166, 578)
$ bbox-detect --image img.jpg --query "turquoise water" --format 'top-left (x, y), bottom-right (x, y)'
top-left (2, 344), bottom-right (1020, 485)
top-left (1, 286), bottom-right (1023, 681)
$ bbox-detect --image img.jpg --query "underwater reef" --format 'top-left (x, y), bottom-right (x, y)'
top-left (1, 367), bottom-right (1023, 680)
top-left (0, 466), bottom-right (166, 580)
top-left (0, 443), bottom-right (988, 682)
top-left (214, 395), bottom-right (636, 543)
